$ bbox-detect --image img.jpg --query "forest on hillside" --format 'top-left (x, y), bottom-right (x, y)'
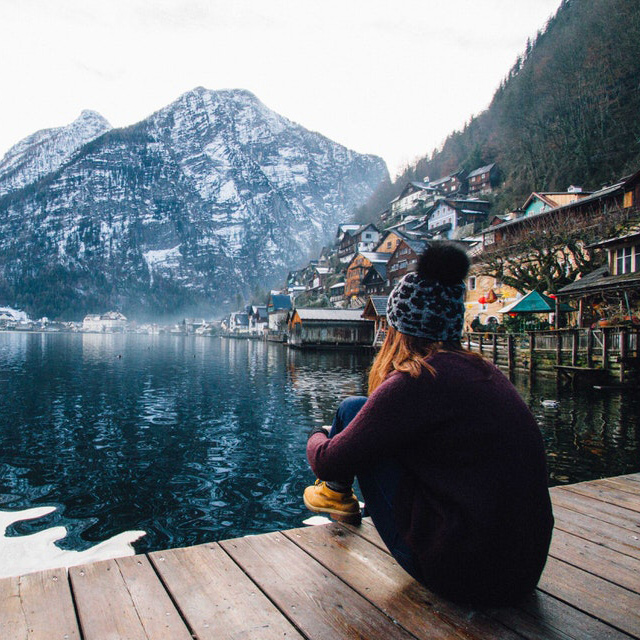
top-left (356, 0), bottom-right (640, 221)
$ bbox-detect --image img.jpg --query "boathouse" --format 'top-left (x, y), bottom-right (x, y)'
top-left (287, 308), bottom-right (373, 348)
top-left (362, 295), bottom-right (388, 346)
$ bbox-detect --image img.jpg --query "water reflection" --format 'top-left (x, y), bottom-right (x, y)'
top-left (0, 332), bottom-right (638, 576)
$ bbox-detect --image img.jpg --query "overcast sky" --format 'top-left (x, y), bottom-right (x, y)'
top-left (1, 0), bottom-right (561, 177)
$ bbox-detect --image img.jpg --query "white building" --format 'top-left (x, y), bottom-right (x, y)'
top-left (82, 311), bottom-right (127, 332)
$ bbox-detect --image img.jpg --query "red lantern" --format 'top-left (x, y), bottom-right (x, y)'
top-left (478, 296), bottom-right (488, 304)
top-left (508, 312), bottom-right (517, 318)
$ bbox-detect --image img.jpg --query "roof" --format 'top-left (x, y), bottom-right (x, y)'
top-left (498, 290), bottom-right (576, 314)
top-left (404, 239), bottom-right (427, 254)
top-left (487, 181), bottom-right (626, 235)
top-left (362, 263), bottom-right (387, 282)
top-left (268, 294), bottom-right (292, 311)
top-left (293, 308), bottom-right (371, 323)
top-left (365, 296), bottom-right (389, 316)
top-left (429, 172), bottom-right (462, 187)
top-left (587, 230), bottom-right (640, 250)
top-left (329, 281), bottom-right (345, 289)
top-left (557, 266), bottom-right (640, 295)
top-left (467, 163), bottom-right (496, 179)
top-left (351, 252), bottom-right (391, 265)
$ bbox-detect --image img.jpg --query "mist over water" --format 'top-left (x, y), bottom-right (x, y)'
top-left (0, 332), bottom-right (638, 576)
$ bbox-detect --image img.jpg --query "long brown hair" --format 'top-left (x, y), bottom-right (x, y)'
top-left (368, 327), bottom-right (483, 394)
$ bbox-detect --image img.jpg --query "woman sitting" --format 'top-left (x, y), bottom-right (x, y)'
top-left (304, 242), bottom-right (553, 606)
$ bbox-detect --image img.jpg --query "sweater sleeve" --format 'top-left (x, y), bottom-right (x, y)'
top-left (306, 372), bottom-right (432, 480)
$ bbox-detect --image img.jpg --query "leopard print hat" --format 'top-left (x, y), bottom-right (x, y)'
top-left (386, 242), bottom-right (469, 341)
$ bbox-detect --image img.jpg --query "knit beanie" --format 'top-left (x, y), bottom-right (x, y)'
top-left (386, 241), bottom-right (470, 341)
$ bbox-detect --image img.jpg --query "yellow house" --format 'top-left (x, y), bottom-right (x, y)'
top-left (464, 270), bottom-right (519, 330)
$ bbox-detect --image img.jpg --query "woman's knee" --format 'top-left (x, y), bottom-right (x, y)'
top-left (336, 396), bottom-right (367, 423)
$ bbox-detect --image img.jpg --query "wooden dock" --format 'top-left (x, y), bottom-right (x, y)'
top-left (2, 473), bottom-right (639, 639)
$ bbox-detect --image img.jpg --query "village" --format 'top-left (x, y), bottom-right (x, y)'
top-left (218, 164), bottom-right (639, 378)
top-left (2, 162), bottom-right (639, 383)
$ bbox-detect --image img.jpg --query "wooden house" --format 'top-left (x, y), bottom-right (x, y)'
top-left (287, 308), bottom-right (374, 348)
top-left (362, 263), bottom-right (388, 296)
top-left (345, 252), bottom-right (390, 302)
top-left (386, 239), bottom-right (426, 288)
top-left (428, 171), bottom-right (466, 197)
top-left (557, 230), bottom-right (640, 327)
top-left (375, 229), bottom-right (409, 254)
top-left (337, 223), bottom-right (381, 262)
top-left (362, 296), bottom-right (389, 346)
top-left (482, 170), bottom-right (640, 248)
top-left (467, 163), bottom-right (499, 195)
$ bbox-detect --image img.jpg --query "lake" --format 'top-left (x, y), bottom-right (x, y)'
top-left (1, 331), bottom-right (638, 575)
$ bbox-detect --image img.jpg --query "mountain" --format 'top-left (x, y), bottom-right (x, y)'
top-left (357, 0), bottom-right (640, 221)
top-left (0, 88), bottom-right (387, 319)
top-left (0, 110), bottom-right (112, 197)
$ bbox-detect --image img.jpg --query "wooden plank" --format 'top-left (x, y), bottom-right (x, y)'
top-left (549, 528), bottom-right (640, 593)
top-left (551, 487), bottom-right (640, 533)
top-left (285, 522), bottom-right (516, 640)
top-left (601, 477), bottom-right (640, 496)
top-left (0, 567), bottom-right (81, 640)
top-left (150, 542), bottom-right (303, 640)
top-left (515, 591), bottom-right (633, 640)
top-left (221, 530), bottom-right (417, 640)
top-left (619, 473), bottom-right (640, 484)
top-left (552, 504), bottom-right (640, 560)
top-left (69, 555), bottom-right (192, 640)
top-left (538, 556), bottom-right (640, 637)
top-left (564, 482), bottom-right (640, 514)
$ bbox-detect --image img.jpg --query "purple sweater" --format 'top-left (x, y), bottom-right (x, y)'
top-left (307, 352), bottom-right (553, 604)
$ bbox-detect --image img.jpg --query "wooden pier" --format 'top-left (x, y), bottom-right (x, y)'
top-left (2, 473), bottom-right (639, 639)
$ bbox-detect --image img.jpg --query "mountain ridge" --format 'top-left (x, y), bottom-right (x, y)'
top-left (0, 87), bottom-right (387, 320)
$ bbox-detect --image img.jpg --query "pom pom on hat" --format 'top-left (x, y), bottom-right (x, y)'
top-left (417, 241), bottom-right (470, 285)
top-left (386, 241), bottom-right (468, 341)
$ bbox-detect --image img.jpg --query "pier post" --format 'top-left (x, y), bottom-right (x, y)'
top-left (507, 334), bottom-right (515, 377)
top-left (586, 329), bottom-right (593, 367)
top-left (602, 328), bottom-right (609, 370)
top-left (571, 330), bottom-right (579, 366)
top-left (528, 331), bottom-right (535, 383)
top-left (492, 333), bottom-right (498, 364)
top-left (556, 332), bottom-right (562, 366)
top-left (478, 333), bottom-right (484, 355)
top-left (620, 327), bottom-right (627, 384)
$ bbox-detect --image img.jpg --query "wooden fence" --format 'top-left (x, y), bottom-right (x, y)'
top-left (465, 327), bottom-right (640, 384)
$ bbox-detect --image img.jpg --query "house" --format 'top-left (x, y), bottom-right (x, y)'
top-left (287, 308), bottom-right (374, 348)
top-left (82, 311), bottom-right (127, 333)
top-left (361, 296), bottom-right (389, 346)
top-left (520, 188), bottom-right (591, 217)
top-left (482, 170), bottom-right (640, 248)
top-left (267, 293), bottom-right (293, 338)
top-left (467, 163), bottom-right (499, 195)
top-left (386, 239), bottom-right (426, 288)
top-left (228, 312), bottom-right (250, 335)
top-left (345, 252), bottom-right (390, 302)
top-left (248, 306), bottom-right (268, 335)
top-left (329, 281), bottom-right (346, 306)
top-left (428, 171), bottom-right (466, 197)
top-left (389, 181), bottom-right (438, 217)
top-left (375, 229), bottom-right (409, 254)
top-left (362, 263), bottom-right (388, 296)
top-left (427, 199), bottom-right (490, 240)
top-left (463, 270), bottom-right (519, 331)
top-left (557, 230), bottom-right (640, 327)
top-left (337, 224), bottom-right (381, 262)
top-left (305, 265), bottom-right (332, 292)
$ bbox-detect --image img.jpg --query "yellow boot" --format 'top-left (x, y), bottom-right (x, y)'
top-left (303, 479), bottom-right (361, 525)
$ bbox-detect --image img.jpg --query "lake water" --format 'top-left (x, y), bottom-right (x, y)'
top-left (1, 331), bottom-right (639, 576)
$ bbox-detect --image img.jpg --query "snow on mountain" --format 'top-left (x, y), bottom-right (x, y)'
top-left (0, 88), bottom-right (387, 319)
top-left (0, 110), bottom-right (112, 197)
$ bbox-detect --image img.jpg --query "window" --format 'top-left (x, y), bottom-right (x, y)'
top-left (615, 247), bottom-right (633, 274)
top-left (468, 276), bottom-right (476, 290)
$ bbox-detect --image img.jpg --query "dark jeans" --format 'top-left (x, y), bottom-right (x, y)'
top-left (328, 396), bottom-right (423, 582)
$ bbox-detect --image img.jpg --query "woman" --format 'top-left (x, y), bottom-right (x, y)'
top-left (304, 242), bottom-right (554, 606)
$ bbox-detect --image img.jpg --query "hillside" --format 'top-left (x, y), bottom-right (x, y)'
top-left (357, 0), bottom-right (640, 221)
